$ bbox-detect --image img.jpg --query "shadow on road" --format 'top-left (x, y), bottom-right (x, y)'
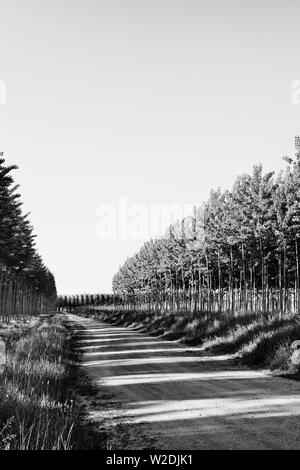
top-left (66, 315), bottom-right (300, 450)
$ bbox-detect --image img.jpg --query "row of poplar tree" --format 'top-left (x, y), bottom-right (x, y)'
top-left (112, 138), bottom-right (300, 315)
top-left (56, 293), bottom-right (114, 312)
top-left (0, 154), bottom-right (57, 319)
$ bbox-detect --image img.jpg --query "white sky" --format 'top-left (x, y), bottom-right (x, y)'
top-left (0, 0), bottom-right (300, 294)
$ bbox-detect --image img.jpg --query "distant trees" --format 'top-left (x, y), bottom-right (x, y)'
top-left (112, 138), bottom-right (300, 315)
top-left (0, 155), bottom-right (57, 319)
top-left (56, 293), bottom-right (115, 312)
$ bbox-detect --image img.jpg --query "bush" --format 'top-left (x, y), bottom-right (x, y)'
top-left (238, 323), bottom-right (300, 366)
top-left (269, 341), bottom-right (292, 371)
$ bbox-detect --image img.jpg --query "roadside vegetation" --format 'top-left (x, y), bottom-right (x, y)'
top-left (0, 315), bottom-right (82, 450)
top-left (75, 307), bottom-right (300, 374)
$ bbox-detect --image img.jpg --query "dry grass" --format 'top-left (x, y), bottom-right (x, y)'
top-left (269, 341), bottom-right (293, 371)
top-left (238, 322), bottom-right (300, 367)
top-left (0, 315), bottom-right (79, 450)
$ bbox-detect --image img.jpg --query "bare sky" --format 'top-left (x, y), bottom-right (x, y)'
top-left (0, 0), bottom-right (300, 294)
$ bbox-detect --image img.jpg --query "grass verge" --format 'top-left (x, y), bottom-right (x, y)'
top-left (75, 307), bottom-right (300, 374)
top-left (0, 314), bottom-right (81, 450)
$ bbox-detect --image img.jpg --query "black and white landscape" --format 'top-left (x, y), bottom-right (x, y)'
top-left (1, 0), bottom-right (300, 453)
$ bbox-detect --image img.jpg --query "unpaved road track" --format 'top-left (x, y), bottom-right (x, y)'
top-left (67, 314), bottom-right (300, 450)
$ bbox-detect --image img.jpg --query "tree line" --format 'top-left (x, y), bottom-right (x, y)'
top-left (0, 154), bottom-right (57, 319)
top-left (56, 293), bottom-right (115, 312)
top-left (112, 137), bottom-right (300, 315)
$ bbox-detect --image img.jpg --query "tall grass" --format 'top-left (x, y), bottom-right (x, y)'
top-left (0, 316), bottom-right (79, 450)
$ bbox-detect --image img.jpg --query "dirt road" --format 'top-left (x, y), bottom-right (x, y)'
top-left (67, 313), bottom-right (300, 450)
